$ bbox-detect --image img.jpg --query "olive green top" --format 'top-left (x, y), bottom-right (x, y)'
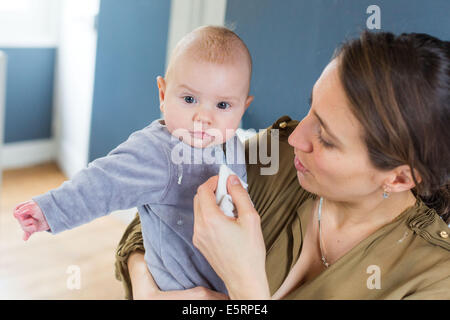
top-left (115, 116), bottom-right (450, 300)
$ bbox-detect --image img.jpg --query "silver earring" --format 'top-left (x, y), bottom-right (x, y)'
top-left (382, 186), bottom-right (390, 199)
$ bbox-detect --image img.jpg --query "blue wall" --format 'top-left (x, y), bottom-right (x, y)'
top-left (1, 48), bottom-right (55, 143)
top-left (88, 0), bottom-right (171, 161)
top-left (225, 0), bottom-right (450, 130)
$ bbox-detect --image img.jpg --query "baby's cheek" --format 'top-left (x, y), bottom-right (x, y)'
top-left (223, 128), bottom-right (237, 142)
top-left (165, 121), bottom-right (184, 139)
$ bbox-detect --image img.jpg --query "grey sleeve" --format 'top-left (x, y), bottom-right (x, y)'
top-left (32, 128), bottom-right (171, 234)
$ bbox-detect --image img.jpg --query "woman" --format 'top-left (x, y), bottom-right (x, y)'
top-left (115, 31), bottom-right (450, 299)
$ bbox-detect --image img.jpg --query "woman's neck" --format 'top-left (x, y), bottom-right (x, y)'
top-left (323, 190), bottom-right (417, 231)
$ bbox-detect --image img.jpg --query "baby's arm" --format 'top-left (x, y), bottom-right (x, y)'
top-left (13, 127), bottom-right (170, 239)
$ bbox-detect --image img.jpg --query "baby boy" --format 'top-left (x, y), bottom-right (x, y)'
top-left (13, 26), bottom-right (254, 294)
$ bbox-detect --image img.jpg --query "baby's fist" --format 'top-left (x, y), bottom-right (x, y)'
top-left (13, 200), bottom-right (50, 241)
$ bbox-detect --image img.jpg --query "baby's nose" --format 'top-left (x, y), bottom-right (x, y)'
top-left (193, 106), bottom-right (213, 125)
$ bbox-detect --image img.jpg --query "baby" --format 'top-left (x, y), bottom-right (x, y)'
top-left (13, 26), bottom-right (253, 294)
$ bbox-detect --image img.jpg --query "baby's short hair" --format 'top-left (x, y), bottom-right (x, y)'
top-left (165, 25), bottom-right (252, 80)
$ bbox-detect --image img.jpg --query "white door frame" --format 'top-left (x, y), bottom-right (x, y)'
top-left (0, 51), bottom-right (6, 187)
top-left (165, 0), bottom-right (227, 71)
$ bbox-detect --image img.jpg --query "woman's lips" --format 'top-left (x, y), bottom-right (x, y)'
top-left (294, 155), bottom-right (308, 173)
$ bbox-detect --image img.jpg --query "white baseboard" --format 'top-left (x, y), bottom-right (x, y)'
top-left (1, 138), bottom-right (57, 170)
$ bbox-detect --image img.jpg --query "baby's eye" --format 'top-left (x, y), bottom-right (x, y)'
top-left (184, 96), bottom-right (196, 104)
top-left (217, 101), bottom-right (230, 110)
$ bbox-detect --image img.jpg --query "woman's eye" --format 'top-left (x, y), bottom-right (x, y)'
top-left (217, 101), bottom-right (230, 109)
top-left (317, 127), bottom-right (334, 149)
top-left (184, 96), bottom-right (196, 104)
top-left (318, 135), bottom-right (334, 148)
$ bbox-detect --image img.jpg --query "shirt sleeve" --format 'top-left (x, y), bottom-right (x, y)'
top-left (32, 127), bottom-right (171, 234)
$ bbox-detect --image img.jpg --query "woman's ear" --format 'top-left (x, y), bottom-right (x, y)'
top-left (157, 76), bottom-right (166, 112)
top-left (244, 95), bottom-right (254, 110)
top-left (384, 165), bottom-right (420, 193)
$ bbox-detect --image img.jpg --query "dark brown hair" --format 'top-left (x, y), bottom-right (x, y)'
top-left (334, 31), bottom-right (450, 223)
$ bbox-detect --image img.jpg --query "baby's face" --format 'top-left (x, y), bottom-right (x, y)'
top-left (158, 54), bottom-right (253, 148)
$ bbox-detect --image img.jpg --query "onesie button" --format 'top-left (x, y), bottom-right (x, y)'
top-left (177, 219), bottom-right (183, 226)
top-left (439, 231), bottom-right (448, 239)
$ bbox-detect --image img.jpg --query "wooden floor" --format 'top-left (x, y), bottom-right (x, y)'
top-left (0, 162), bottom-right (128, 299)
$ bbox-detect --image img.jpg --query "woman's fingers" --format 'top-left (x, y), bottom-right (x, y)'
top-left (193, 175), bottom-right (229, 250)
top-left (195, 176), bottom-right (221, 218)
top-left (226, 175), bottom-right (256, 219)
top-left (192, 175), bottom-right (270, 299)
top-left (199, 175), bottom-right (219, 194)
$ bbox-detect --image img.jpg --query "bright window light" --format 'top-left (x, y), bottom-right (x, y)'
top-left (0, 0), bottom-right (31, 12)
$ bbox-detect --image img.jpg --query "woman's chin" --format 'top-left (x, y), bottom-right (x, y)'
top-left (296, 170), bottom-right (313, 190)
top-left (296, 169), bottom-right (309, 179)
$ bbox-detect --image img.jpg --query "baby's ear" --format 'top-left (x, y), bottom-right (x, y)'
top-left (244, 95), bottom-right (254, 110)
top-left (156, 76), bottom-right (166, 112)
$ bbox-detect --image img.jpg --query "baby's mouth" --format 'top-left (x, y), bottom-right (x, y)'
top-left (190, 131), bottom-right (213, 140)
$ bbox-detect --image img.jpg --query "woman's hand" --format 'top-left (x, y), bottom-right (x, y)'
top-left (193, 175), bottom-right (271, 300)
top-left (128, 251), bottom-right (229, 300)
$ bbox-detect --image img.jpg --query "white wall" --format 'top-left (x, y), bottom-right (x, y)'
top-left (53, 0), bottom-right (100, 179)
top-left (0, 1), bottom-right (99, 175)
top-left (0, 0), bottom-right (60, 47)
top-left (0, 0), bottom-right (61, 170)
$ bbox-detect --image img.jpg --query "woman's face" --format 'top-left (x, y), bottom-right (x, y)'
top-left (288, 59), bottom-right (385, 202)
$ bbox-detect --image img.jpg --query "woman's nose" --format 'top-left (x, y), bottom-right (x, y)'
top-left (288, 118), bottom-right (313, 153)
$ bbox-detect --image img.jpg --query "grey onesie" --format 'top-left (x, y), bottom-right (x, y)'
top-left (33, 119), bottom-right (247, 294)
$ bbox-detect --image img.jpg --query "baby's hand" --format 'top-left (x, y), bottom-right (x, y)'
top-left (13, 200), bottom-right (50, 241)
